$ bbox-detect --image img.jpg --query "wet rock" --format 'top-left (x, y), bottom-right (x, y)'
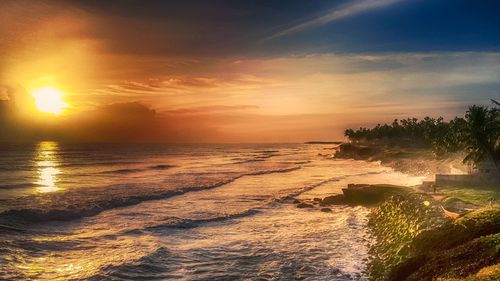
top-left (334, 143), bottom-right (379, 159)
top-left (319, 184), bottom-right (411, 207)
top-left (297, 202), bottom-right (313, 208)
top-left (342, 184), bottom-right (409, 205)
top-left (321, 195), bottom-right (346, 205)
top-left (320, 207), bottom-right (332, 212)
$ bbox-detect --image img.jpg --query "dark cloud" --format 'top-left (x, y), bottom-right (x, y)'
top-left (0, 100), bottom-right (215, 143)
top-left (0, 99), bottom-right (344, 143)
top-left (0, 99), bottom-right (45, 142)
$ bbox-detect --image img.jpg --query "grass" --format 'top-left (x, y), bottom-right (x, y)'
top-left (437, 185), bottom-right (499, 207)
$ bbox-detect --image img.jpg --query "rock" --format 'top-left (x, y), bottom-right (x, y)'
top-left (334, 143), bottom-right (379, 159)
top-left (341, 184), bottom-right (410, 205)
top-left (297, 202), bottom-right (313, 208)
top-left (313, 197), bottom-right (322, 202)
top-left (442, 197), bottom-right (479, 214)
top-left (320, 207), bottom-right (332, 212)
top-left (319, 184), bottom-right (411, 207)
top-left (321, 195), bottom-right (346, 205)
top-left (293, 199), bottom-right (301, 204)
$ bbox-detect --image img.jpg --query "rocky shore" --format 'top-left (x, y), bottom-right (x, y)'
top-left (290, 142), bottom-right (500, 280)
top-left (293, 183), bottom-right (500, 280)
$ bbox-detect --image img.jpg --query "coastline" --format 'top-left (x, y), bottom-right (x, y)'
top-left (333, 143), bottom-right (469, 178)
top-left (324, 143), bottom-right (500, 280)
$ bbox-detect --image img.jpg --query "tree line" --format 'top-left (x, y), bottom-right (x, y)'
top-left (344, 103), bottom-right (499, 168)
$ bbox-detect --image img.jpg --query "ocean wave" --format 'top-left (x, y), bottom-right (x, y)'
top-left (60, 161), bottom-right (142, 168)
top-left (291, 160), bottom-right (311, 165)
top-left (0, 223), bottom-right (28, 233)
top-left (0, 166), bottom-right (301, 225)
top-left (145, 209), bottom-right (261, 231)
top-left (227, 159), bottom-right (265, 165)
top-left (247, 166), bottom-right (300, 176)
top-left (89, 247), bottom-right (181, 281)
top-left (255, 154), bottom-right (278, 159)
top-left (99, 168), bottom-right (145, 174)
top-left (225, 151), bottom-right (281, 165)
top-left (148, 164), bottom-right (175, 170)
top-left (89, 209), bottom-right (262, 280)
top-left (0, 183), bottom-right (40, 190)
top-left (0, 161), bottom-right (143, 171)
top-left (255, 150), bottom-right (279, 154)
top-left (98, 164), bottom-right (175, 175)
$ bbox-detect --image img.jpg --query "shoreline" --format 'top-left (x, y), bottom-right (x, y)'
top-left (296, 183), bottom-right (500, 281)
top-left (334, 143), bottom-right (469, 179)
top-left (322, 144), bottom-right (500, 280)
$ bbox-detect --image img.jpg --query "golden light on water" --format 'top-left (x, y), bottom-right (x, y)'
top-left (37, 166), bottom-right (60, 193)
top-left (31, 87), bottom-right (68, 115)
top-left (34, 141), bottom-right (61, 193)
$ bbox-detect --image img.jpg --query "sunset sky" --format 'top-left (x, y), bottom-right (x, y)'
top-left (1, 0), bottom-right (500, 142)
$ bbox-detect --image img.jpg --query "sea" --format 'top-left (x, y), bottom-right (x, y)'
top-left (0, 142), bottom-right (424, 280)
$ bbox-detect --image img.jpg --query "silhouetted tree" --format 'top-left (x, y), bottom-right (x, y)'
top-left (343, 104), bottom-right (499, 170)
top-left (462, 105), bottom-right (499, 170)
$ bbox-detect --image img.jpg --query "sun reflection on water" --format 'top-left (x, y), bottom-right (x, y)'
top-left (34, 141), bottom-right (61, 193)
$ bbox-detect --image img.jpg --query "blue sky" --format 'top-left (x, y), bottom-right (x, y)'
top-left (261, 0), bottom-right (500, 54)
top-left (68, 0), bottom-right (500, 56)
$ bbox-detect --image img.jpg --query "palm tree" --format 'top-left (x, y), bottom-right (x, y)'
top-left (462, 105), bottom-right (500, 172)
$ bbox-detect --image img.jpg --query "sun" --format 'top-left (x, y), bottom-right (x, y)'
top-left (31, 87), bottom-right (68, 115)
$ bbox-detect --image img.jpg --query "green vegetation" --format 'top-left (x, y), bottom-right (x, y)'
top-left (340, 102), bottom-right (500, 280)
top-left (438, 185), bottom-right (500, 207)
top-left (368, 194), bottom-right (447, 281)
top-left (368, 194), bottom-right (500, 281)
top-left (344, 105), bottom-right (499, 169)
